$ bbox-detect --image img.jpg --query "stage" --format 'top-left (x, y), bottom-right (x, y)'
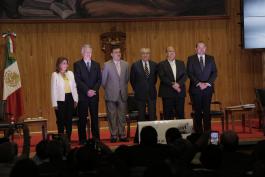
top-left (10, 118), bottom-right (264, 156)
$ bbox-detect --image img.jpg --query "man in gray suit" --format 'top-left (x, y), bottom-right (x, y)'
top-left (102, 46), bottom-right (130, 143)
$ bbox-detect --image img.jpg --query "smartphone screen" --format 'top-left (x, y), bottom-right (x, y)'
top-left (210, 131), bottom-right (219, 145)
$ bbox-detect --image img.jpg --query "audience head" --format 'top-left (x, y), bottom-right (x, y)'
top-left (0, 142), bottom-right (17, 163)
top-left (186, 132), bottom-right (202, 145)
top-left (172, 139), bottom-right (195, 163)
top-left (140, 48), bottom-right (151, 61)
top-left (165, 127), bottom-right (182, 144)
top-left (200, 144), bottom-right (222, 170)
top-left (81, 44), bottom-right (92, 60)
top-left (75, 145), bottom-right (98, 172)
top-left (220, 130), bottom-right (239, 152)
top-left (46, 139), bottom-right (65, 162)
top-left (35, 140), bottom-right (49, 160)
top-left (55, 57), bottom-right (69, 73)
top-left (9, 158), bottom-right (39, 177)
top-left (140, 126), bottom-right (158, 146)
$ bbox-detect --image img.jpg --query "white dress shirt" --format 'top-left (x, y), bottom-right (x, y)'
top-left (196, 54), bottom-right (211, 87)
top-left (142, 60), bottom-right (150, 72)
top-left (197, 54), bottom-right (205, 67)
top-left (84, 59), bottom-right (91, 70)
top-left (51, 71), bottom-right (78, 107)
top-left (167, 59), bottom-right (176, 81)
top-left (114, 60), bottom-right (121, 76)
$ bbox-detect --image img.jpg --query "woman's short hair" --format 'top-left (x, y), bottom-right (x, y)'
top-left (55, 57), bottom-right (69, 73)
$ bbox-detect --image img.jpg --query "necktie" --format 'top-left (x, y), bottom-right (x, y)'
top-left (199, 56), bottom-right (204, 71)
top-left (144, 61), bottom-right (149, 78)
top-left (86, 62), bottom-right (91, 72)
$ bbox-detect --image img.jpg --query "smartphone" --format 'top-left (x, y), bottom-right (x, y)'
top-left (210, 131), bottom-right (219, 145)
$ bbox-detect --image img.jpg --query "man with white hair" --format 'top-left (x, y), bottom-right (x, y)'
top-left (130, 48), bottom-right (158, 121)
top-left (74, 44), bottom-right (101, 144)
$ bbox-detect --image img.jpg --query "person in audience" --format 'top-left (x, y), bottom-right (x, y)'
top-left (51, 56), bottom-right (78, 141)
top-left (165, 127), bottom-right (182, 144)
top-left (9, 158), bottom-right (39, 177)
top-left (166, 128), bottom-right (195, 164)
top-left (158, 46), bottom-right (187, 120)
top-left (102, 46), bottom-right (130, 143)
top-left (130, 48), bottom-right (158, 121)
top-left (187, 41), bottom-right (217, 133)
top-left (192, 144), bottom-right (222, 177)
top-left (252, 140), bottom-right (265, 163)
top-left (32, 140), bottom-right (49, 165)
top-left (0, 141), bottom-right (17, 163)
top-left (140, 126), bottom-right (158, 146)
top-left (251, 140), bottom-right (265, 177)
top-left (122, 126), bottom-right (175, 169)
top-left (219, 130), bottom-right (251, 177)
top-left (74, 44), bottom-right (102, 144)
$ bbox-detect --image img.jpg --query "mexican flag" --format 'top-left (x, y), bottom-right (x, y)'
top-left (2, 32), bottom-right (23, 120)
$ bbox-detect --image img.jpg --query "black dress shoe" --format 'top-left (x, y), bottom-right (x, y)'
top-left (110, 138), bottom-right (117, 143)
top-left (119, 137), bottom-right (129, 142)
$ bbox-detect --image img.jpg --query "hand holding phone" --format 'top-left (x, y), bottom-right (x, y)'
top-left (210, 131), bottom-right (219, 145)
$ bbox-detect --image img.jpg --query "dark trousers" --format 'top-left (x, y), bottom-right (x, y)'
top-left (134, 98), bottom-right (157, 143)
top-left (78, 99), bottom-right (100, 143)
top-left (162, 97), bottom-right (185, 120)
top-left (55, 93), bottom-right (74, 140)
top-left (137, 98), bottom-right (157, 121)
top-left (191, 90), bottom-right (213, 133)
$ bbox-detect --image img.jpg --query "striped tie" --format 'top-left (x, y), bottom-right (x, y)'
top-left (144, 61), bottom-right (149, 78)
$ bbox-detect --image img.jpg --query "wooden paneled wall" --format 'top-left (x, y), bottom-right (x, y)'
top-left (0, 0), bottom-right (263, 131)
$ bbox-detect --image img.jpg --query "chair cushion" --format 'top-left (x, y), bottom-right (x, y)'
top-left (190, 111), bottom-right (223, 117)
top-left (210, 111), bottom-right (224, 116)
top-left (128, 111), bottom-right (139, 118)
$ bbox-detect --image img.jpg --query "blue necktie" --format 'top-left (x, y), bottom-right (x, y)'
top-left (199, 56), bottom-right (204, 71)
top-left (86, 62), bottom-right (91, 71)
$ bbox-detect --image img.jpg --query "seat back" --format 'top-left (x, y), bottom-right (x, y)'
top-left (0, 100), bottom-right (7, 121)
top-left (127, 94), bottom-right (138, 113)
top-left (256, 89), bottom-right (265, 107)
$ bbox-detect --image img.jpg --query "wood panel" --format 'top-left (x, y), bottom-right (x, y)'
top-left (0, 0), bottom-right (263, 131)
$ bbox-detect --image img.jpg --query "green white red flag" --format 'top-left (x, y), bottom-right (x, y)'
top-left (2, 32), bottom-right (23, 120)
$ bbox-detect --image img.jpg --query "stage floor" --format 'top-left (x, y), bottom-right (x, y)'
top-left (12, 119), bottom-right (265, 155)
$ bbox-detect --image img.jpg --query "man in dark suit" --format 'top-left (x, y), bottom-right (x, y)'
top-left (158, 46), bottom-right (187, 120)
top-left (74, 44), bottom-right (101, 144)
top-left (187, 41), bottom-right (217, 133)
top-left (130, 48), bottom-right (157, 121)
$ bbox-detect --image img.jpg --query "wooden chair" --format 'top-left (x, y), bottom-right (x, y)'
top-left (71, 107), bottom-right (90, 139)
top-left (126, 94), bottom-right (139, 138)
top-left (255, 88), bottom-right (265, 134)
top-left (0, 100), bottom-right (11, 136)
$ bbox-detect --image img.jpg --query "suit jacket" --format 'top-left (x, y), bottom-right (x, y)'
top-left (51, 71), bottom-right (78, 107)
top-left (130, 60), bottom-right (157, 101)
top-left (158, 59), bottom-right (187, 98)
top-left (74, 59), bottom-right (101, 101)
top-left (187, 54), bottom-right (217, 94)
top-left (102, 59), bottom-right (130, 102)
